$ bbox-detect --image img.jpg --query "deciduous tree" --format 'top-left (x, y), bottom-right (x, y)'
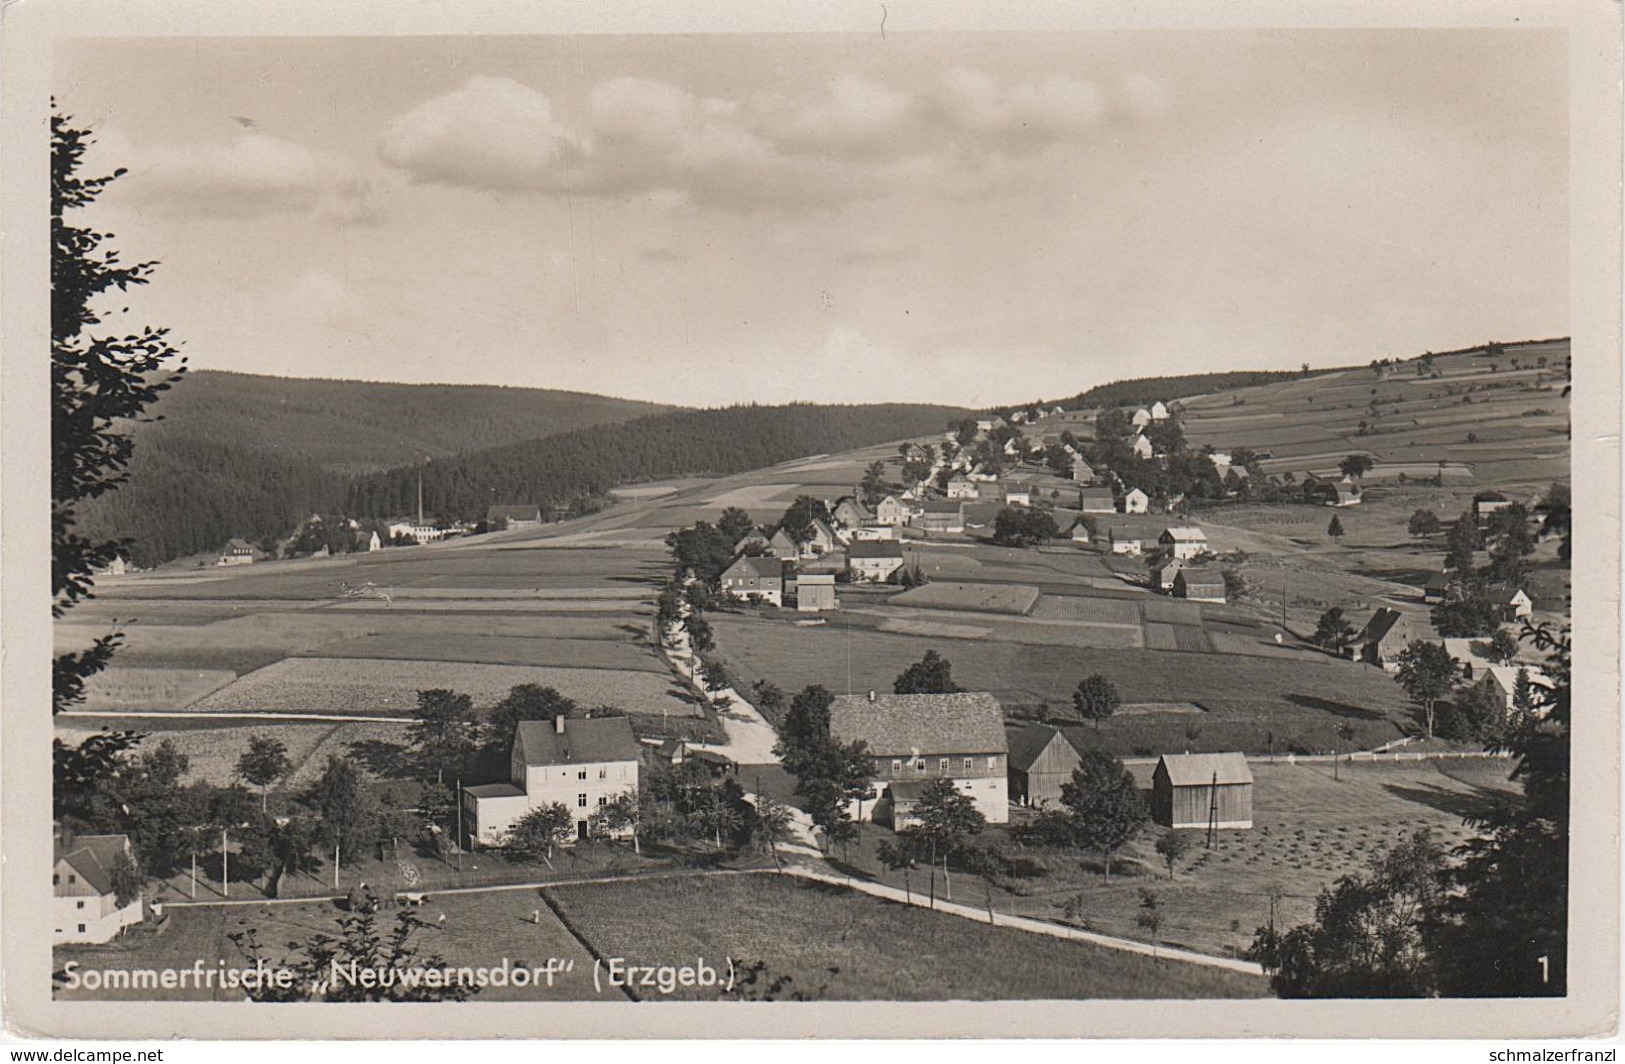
top-left (1395, 641), bottom-right (1460, 738)
top-left (1072, 673), bottom-right (1120, 729)
top-left (236, 735), bottom-right (292, 812)
top-left (1060, 749), bottom-right (1148, 879)
top-left (893, 650), bottom-right (964, 695)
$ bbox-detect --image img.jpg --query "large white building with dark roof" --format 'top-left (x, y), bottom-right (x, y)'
top-left (463, 716), bottom-right (641, 847)
top-left (54, 832), bottom-right (143, 944)
top-left (828, 692), bottom-right (1009, 828)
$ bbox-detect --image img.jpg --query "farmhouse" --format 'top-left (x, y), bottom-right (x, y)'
top-left (1423, 572), bottom-right (1452, 603)
top-left (1078, 488), bottom-right (1117, 514)
top-left (1173, 568), bottom-right (1227, 603)
top-left (1150, 556), bottom-right (1184, 592)
top-left (912, 500), bottom-right (965, 534)
top-left (1066, 518), bottom-right (1093, 545)
top-left (1159, 525), bottom-right (1209, 560)
top-left (735, 530), bottom-right (772, 554)
top-left (1131, 408), bottom-right (1153, 429)
top-left (847, 540), bottom-right (906, 582)
top-left (974, 416), bottom-right (1006, 435)
top-left (1130, 435), bottom-right (1154, 460)
top-left (1328, 480), bottom-right (1362, 507)
top-left (486, 504), bottom-right (542, 528)
top-left (1483, 664), bottom-right (1554, 716)
top-left (1149, 401), bottom-right (1170, 421)
top-left (54, 831), bottom-right (142, 944)
top-left (796, 573), bottom-right (837, 612)
top-left (875, 495), bottom-right (914, 527)
top-left (1357, 608), bottom-right (1417, 670)
top-left (1151, 753), bottom-right (1254, 830)
top-left (803, 518), bottom-right (838, 556)
top-left (1123, 488), bottom-right (1151, 514)
top-left (829, 692), bottom-right (1009, 827)
top-left (946, 475), bottom-right (980, 499)
top-left (850, 525), bottom-right (898, 542)
top-left (1002, 488), bottom-right (1032, 507)
top-left (1006, 724), bottom-right (1085, 808)
top-left (463, 717), bottom-right (641, 848)
top-left (720, 555), bottom-right (786, 606)
top-left (217, 538), bottom-right (260, 566)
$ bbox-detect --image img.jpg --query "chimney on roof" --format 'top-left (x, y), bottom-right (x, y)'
top-left (867, 690), bottom-right (876, 702)
top-left (555, 714), bottom-right (566, 734)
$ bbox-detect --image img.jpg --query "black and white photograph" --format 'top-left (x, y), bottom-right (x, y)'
top-left (4, 0), bottom-right (1620, 1043)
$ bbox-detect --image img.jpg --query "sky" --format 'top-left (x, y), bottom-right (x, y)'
top-left (55, 31), bottom-right (1568, 408)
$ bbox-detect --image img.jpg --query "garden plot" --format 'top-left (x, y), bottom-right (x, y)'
top-left (1028, 595), bottom-right (1141, 626)
top-left (879, 618), bottom-right (996, 640)
top-left (890, 582), bottom-right (1040, 615)
top-left (1140, 598), bottom-right (1205, 625)
top-left (191, 658), bottom-right (690, 716)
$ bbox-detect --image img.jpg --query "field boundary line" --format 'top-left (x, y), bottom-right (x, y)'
top-left (58, 710), bottom-right (411, 724)
top-left (778, 865), bottom-right (1265, 977)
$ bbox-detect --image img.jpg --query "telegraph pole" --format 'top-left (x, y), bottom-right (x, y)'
top-left (455, 779), bottom-right (464, 872)
top-left (221, 828), bottom-right (229, 898)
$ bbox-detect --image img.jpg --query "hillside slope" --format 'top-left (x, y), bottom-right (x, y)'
top-left (76, 371), bottom-right (673, 566)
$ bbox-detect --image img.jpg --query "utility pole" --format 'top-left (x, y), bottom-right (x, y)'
top-left (334, 844), bottom-right (341, 891)
top-left (1206, 771), bottom-right (1220, 849)
top-left (455, 779), bottom-right (464, 872)
top-left (221, 828), bottom-right (229, 899)
top-left (190, 850), bottom-right (198, 900)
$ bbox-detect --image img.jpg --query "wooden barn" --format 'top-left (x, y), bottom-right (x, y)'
top-left (1005, 724), bottom-right (1084, 807)
top-left (1151, 752), bottom-right (1254, 830)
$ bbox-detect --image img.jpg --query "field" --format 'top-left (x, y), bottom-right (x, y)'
top-left (839, 758), bottom-right (1521, 958)
top-left (299, 633), bottom-right (664, 672)
top-left (546, 872), bottom-right (1267, 999)
top-left (890, 581), bottom-right (1041, 615)
top-left (78, 667), bottom-right (238, 711)
top-left (189, 658), bottom-right (692, 717)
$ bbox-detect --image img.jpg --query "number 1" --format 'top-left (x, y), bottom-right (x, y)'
top-left (1538, 955), bottom-right (1550, 983)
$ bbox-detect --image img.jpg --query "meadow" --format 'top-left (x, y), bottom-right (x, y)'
top-left (546, 872), bottom-right (1268, 1000)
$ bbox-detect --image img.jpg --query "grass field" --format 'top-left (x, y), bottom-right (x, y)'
top-left (190, 658), bottom-right (692, 717)
top-left (299, 633), bottom-right (664, 672)
top-left (546, 873), bottom-right (1267, 999)
top-left (78, 667), bottom-right (238, 711)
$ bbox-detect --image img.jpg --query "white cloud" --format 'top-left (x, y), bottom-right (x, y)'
top-left (934, 69), bottom-right (1105, 147)
top-left (124, 131), bottom-right (372, 220)
top-left (378, 75), bottom-right (590, 192)
top-left (754, 73), bottom-right (914, 157)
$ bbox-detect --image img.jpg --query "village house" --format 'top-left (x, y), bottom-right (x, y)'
top-left (1173, 568), bottom-right (1227, 603)
top-left (1150, 556), bottom-right (1184, 592)
top-left (217, 538), bottom-right (260, 566)
top-left (768, 528), bottom-right (800, 561)
top-left (1067, 518), bottom-right (1093, 545)
top-left (802, 518), bottom-right (838, 556)
top-left (735, 530), bottom-right (772, 554)
top-left (1208, 451), bottom-right (1233, 476)
top-left (946, 475), bottom-right (980, 500)
top-left (847, 540), bottom-right (906, 582)
top-left (1328, 478), bottom-right (1363, 507)
top-left (1123, 487), bottom-right (1151, 514)
top-left (1070, 458), bottom-right (1096, 485)
top-left (1495, 587), bottom-right (1534, 621)
top-left (94, 555), bottom-right (130, 576)
top-left (875, 495), bottom-right (914, 527)
top-left (1131, 408), bottom-right (1153, 429)
top-left (1107, 526), bottom-right (1145, 555)
top-left (1423, 572), bottom-right (1452, 603)
top-left (1149, 400), bottom-right (1170, 421)
top-left (1483, 664), bottom-right (1554, 716)
top-left (1357, 608), bottom-right (1418, 670)
top-left (912, 500), bottom-right (965, 534)
top-left (1473, 490), bottom-right (1515, 525)
top-left (1151, 753), bottom-right (1254, 830)
top-left (486, 504), bottom-right (542, 528)
top-left (1078, 488), bottom-right (1117, 514)
top-left (850, 525), bottom-right (899, 542)
top-left (387, 521), bottom-right (446, 545)
top-left (463, 716), bottom-right (641, 847)
top-left (795, 572), bottom-right (837, 612)
top-left (829, 691), bottom-right (1009, 828)
top-left (974, 416), bottom-right (1006, 436)
top-left (1130, 434), bottom-right (1155, 460)
top-left (54, 831), bottom-right (143, 944)
top-left (1002, 487), bottom-right (1032, 507)
top-left (645, 738), bottom-right (735, 778)
top-left (1006, 724), bottom-right (1085, 808)
top-left (720, 555), bottom-right (786, 606)
top-left (832, 497), bottom-right (873, 530)
top-left (1159, 525), bottom-right (1209, 560)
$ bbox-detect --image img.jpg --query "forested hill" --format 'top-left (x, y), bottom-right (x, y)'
top-left (1046, 369), bottom-right (1320, 411)
top-left (75, 371), bottom-right (672, 567)
top-left (115, 370), bottom-right (674, 474)
top-left (346, 403), bottom-right (973, 521)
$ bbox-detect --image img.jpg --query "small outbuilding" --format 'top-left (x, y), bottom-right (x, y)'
top-left (796, 573), bottom-right (837, 612)
top-left (1006, 724), bottom-right (1085, 807)
top-left (1151, 752), bottom-right (1254, 830)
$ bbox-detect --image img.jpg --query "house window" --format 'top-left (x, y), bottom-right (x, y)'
top-left (599, 768), bottom-right (608, 779)
top-left (939, 758), bottom-right (949, 773)
top-left (77, 900), bottom-right (85, 910)
top-left (598, 796), bottom-right (608, 807)
top-left (963, 758), bottom-right (974, 772)
top-left (53, 874), bottom-right (59, 886)
top-left (68, 875), bottom-right (76, 884)
top-left (916, 760), bottom-right (926, 772)
top-left (891, 759), bottom-right (902, 775)
top-left (578, 793), bottom-right (588, 808)
top-left (987, 756), bottom-right (997, 770)
top-left (77, 924), bottom-right (86, 934)
top-left (578, 770), bottom-right (588, 781)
